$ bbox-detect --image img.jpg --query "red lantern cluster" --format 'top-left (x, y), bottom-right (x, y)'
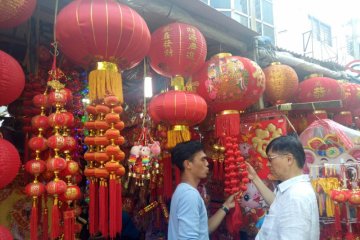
top-left (224, 137), bottom-right (248, 194)
top-left (148, 22), bottom-right (207, 79)
top-left (84, 95), bottom-right (125, 238)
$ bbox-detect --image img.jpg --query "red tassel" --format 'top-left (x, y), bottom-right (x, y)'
top-left (219, 160), bottom-right (224, 181)
top-left (109, 176), bottom-right (116, 239)
top-left (215, 111), bottom-right (240, 139)
top-left (163, 154), bottom-right (173, 200)
top-left (30, 200), bottom-right (38, 240)
top-left (51, 199), bottom-right (60, 240)
top-left (42, 195), bottom-right (48, 240)
top-left (345, 232), bottom-right (355, 240)
top-left (105, 183), bottom-right (109, 238)
top-left (63, 210), bottom-right (75, 240)
top-left (99, 180), bottom-right (108, 237)
top-left (117, 180), bottom-right (122, 234)
top-left (335, 204), bottom-right (342, 233)
top-left (89, 180), bottom-right (96, 236)
top-left (174, 167), bottom-right (181, 188)
top-left (213, 159), bottom-right (218, 180)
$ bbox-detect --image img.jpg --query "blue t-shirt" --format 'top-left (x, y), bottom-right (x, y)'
top-left (168, 183), bottom-right (209, 240)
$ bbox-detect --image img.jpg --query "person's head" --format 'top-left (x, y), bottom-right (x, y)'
top-left (171, 141), bottom-right (209, 179)
top-left (265, 135), bottom-right (305, 180)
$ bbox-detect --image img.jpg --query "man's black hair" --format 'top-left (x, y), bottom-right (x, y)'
top-left (171, 141), bottom-right (204, 172)
top-left (266, 135), bottom-right (305, 168)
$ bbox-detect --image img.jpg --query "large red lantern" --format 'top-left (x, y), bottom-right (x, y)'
top-left (193, 53), bottom-right (265, 138)
top-left (0, 138), bottom-right (21, 189)
top-left (148, 22), bottom-right (207, 80)
top-left (56, 0), bottom-right (151, 102)
top-left (263, 62), bottom-right (298, 104)
top-left (0, 0), bottom-right (37, 28)
top-left (333, 82), bottom-right (360, 126)
top-left (148, 90), bottom-right (207, 148)
top-left (0, 50), bottom-right (25, 106)
top-left (296, 74), bottom-right (342, 103)
top-left (0, 225), bottom-right (13, 240)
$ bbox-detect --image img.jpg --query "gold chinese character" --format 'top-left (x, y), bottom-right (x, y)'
top-left (188, 42), bottom-right (197, 50)
top-left (313, 86), bottom-right (326, 99)
top-left (163, 39), bottom-right (173, 48)
top-left (186, 27), bottom-right (195, 34)
top-left (188, 33), bottom-right (197, 42)
top-left (186, 51), bottom-right (195, 60)
top-left (164, 48), bottom-right (173, 57)
top-left (162, 26), bottom-right (171, 32)
top-left (163, 32), bottom-right (170, 40)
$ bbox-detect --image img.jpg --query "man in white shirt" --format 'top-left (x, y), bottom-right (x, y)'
top-left (247, 135), bottom-right (320, 240)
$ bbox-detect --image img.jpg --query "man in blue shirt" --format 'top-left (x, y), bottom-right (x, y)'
top-left (168, 141), bottom-right (237, 240)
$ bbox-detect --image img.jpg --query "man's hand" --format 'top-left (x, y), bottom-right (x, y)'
top-left (223, 192), bottom-right (239, 209)
top-left (246, 161), bottom-right (259, 181)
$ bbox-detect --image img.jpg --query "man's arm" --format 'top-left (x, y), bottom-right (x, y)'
top-left (208, 192), bottom-right (237, 233)
top-left (246, 162), bottom-right (275, 205)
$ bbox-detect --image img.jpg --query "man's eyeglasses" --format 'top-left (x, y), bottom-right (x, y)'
top-left (267, 153), bottom-right (289, 162)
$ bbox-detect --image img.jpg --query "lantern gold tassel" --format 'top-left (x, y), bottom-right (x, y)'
top-left (89, 62), bottom-right (123, 103)
top-left (167, 125), bottom-right (191, 149)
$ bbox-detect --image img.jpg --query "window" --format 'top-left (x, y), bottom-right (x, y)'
top-left (234, 0), bottom-right (248, 14)
top-left (210, 0), bottom-right (231, 8)
top-left (262, 0), bottom-right (273, 24)
top-left (200, 0), bottom-right (208, 3)
top-left (219, 10), bottom-right (231, 17)
top-left (309, 16), bottom-right (332, 46)
top-left (255, 0), bottom-right (261, 20)
top-left (256, 21), bottom-right (263, 34)
top-left (263, 24), bottom-right (275, 43)
top-left (233, 12), bottom-right (249, 27)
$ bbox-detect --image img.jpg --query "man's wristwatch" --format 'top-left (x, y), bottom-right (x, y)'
top-left (221, 205), bottom-right (229, 214)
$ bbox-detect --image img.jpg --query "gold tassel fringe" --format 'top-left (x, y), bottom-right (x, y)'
top-left (167, 125), bottom-right (191, 149)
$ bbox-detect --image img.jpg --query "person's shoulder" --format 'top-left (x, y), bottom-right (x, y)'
top-left (288, 181), bottom-right (316, 200)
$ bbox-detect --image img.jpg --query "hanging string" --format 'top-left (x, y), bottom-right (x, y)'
top-left (50, 0), bottom-right (59, 60)
top-left (142, 58), bottom-right (148, 128)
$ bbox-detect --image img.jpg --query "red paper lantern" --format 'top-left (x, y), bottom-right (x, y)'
top-left (349, 190), bottom-right (360, 205)
top-left (0, 0), bottom-right (36, 28)
top-left (48, 91), bottom-right (67, 107)
top-left (194, 53), bottom-right (265, 113)
top-left (46, 179), bottom-right (67, 195)
top-left (148, 90), bottom-right (207, 126)
top-left (340, 82), bottom-right (360, 110)
top-left (47, 135), bottom-right (65, 151)
top-left (63, 136), bottom-right (77, 152)
top-left (28, 136), bottom-right (48, 152)
top-left (330, 189), bottom-right (351, 203)
top-left (48, 112), bottom-right (66, 127)
top-left (61, 160), bottom-right (79, 178)
top-left (25, 160), bottom-right (46, 176)
top-left (148, 22), bottom-right (207, 78)
top-left (148, 90), bottom-right (207, 148)
top-left (32, 94), bottom-right (48, 108)
top-left (56, 0), bottom-right (150, 69)
top-left (31, 115), bottom-right (49, 131)
top-left (25, 182), bottom-right (46, 197)
top-left (0, 50), bottom-right (25, 106)
top-left (296, 74), bottom-right (342, 103)
top-left (62, 185), bottom-right (81, 201)
top-left (0, 138), bottom-right (21, 189)
top-left (62, 112), bottom-right (75, 128)
top-left (0, 225), bottom-right (13, 240)
top-left (263, 62), bottom-right (298, 104)
top-left (46, 157), bottom-right (67, 173)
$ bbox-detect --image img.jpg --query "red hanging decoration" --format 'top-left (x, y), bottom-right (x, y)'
top-left (0, 50), bottom-right (25, 106)
top-left (0, 0), bottom-right (36, 28)
top-left (0, 138), bottom-right (21, 189)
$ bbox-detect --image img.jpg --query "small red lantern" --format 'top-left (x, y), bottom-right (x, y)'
top-left (46, 157), bottom-right (67, 173)
top-left (48, 112), bottom-right (66, 127)
top-left (349, 190), bottom-right (360, 205)
top-left (32, 94), bottom-right (48, 108)
top-left (263, 62), bottom-right (298, 104)
top-left (330, 189), bottom-right (351, 203)
top-left (25, 160), bottom-right (46, 176)
top-left (0, 138), bottom-right (21, 189)
top-left (25, 182), bottom-right (46, 197)
top-left (148, 22), bottom-right (207, 79)
top-left (31, 115), bottom-right (49, 131)
top-left (61, 160), bottom-right (79, 177)
top-left (0, 0), bottom-right (37, 28)
top-left (148, 90), bottom-right (207, 148)
top-left (296, 74), bottom-right (342, 103)
top-left (62, 185), bottom-right (82, 202)
top-left (46, 179), bottom-right (67, 195)
top-left (62, 112), bottom-right (75, 128)
top-left (47, 135), bottom-right (65, 151)
top-left (28, 136), bottom-right (48, 152)
top-left (48, 91), bottom-right (67, 107)
top-left (63, 136), bottom-right (77, 153)
top-left (0, 50), bottom-right (25, 106)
